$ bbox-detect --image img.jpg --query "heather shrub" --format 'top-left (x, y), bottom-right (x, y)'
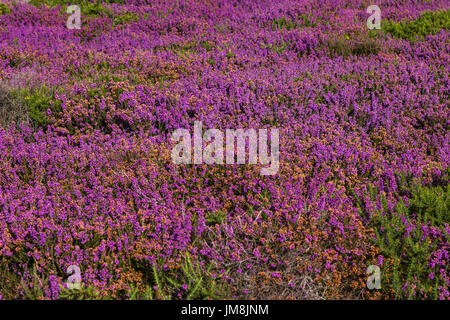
top-left (383, 9), bottom-right (450, 41)
top-left (271, 17), bottom-right (298, 31)
top-left (0, 0), bottom-right (448, 301)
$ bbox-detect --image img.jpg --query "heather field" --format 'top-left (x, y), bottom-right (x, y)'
top-left (0, 0), bottom-right (448, 300)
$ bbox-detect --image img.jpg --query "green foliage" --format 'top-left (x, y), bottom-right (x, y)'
top-left (199, 40), bottom-right (216, 52)
top-left (271, 13), bottom-right (316, 31)
top-left (59, 284), bottom-right (101, 300)
top-left (206, 210), bottom-right (227, 226)
top-left (29, 0), bottom-right (80, 9)
top-left (130, 252), bottom-right (227, 300)
top-left (206, 57), bottom-right (216, 66)
top-left (225, 49), bottom-right (235, 59)
top-left (112, 12), bottom-right (139, 26)
top-left (128, 284), bottom-right (154, 300)
top-left (271, 17), bottom-right (298, 31)
top-left (261, 39), bottom-right (292, 54)
top-left (9, 87), bottom-right (61, 128)
top-left (29, 0), bottom-right (109, 16)
top-left (383, 9), bottom-right (450, 41)
top-left (83, 1), bottom-right (108, 16)
top-left (354, 175), bottom-right (449, 299)
top-left (102, 0), bottom-right (124, 3)
top-left (155, 40), bottom-right (216, 57)
top-left (407, 182), bottom-right (449, 227)
top-left (27, 88), bottom-right (51, 127)
top-left (0, 2), bottom-right (11, 15)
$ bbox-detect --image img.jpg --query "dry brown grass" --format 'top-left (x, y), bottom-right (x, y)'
top-left (0, 83), bottom-right (30, 129)
top-left (326, 34), bottom-right (381, 58)
top-left (0, 69), bottom-right (42, 129)
top-left (232, 250), bottom-right (326, 300)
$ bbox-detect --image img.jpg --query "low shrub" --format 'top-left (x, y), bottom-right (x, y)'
top-left (383, 9), bottom-right (450, 41)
